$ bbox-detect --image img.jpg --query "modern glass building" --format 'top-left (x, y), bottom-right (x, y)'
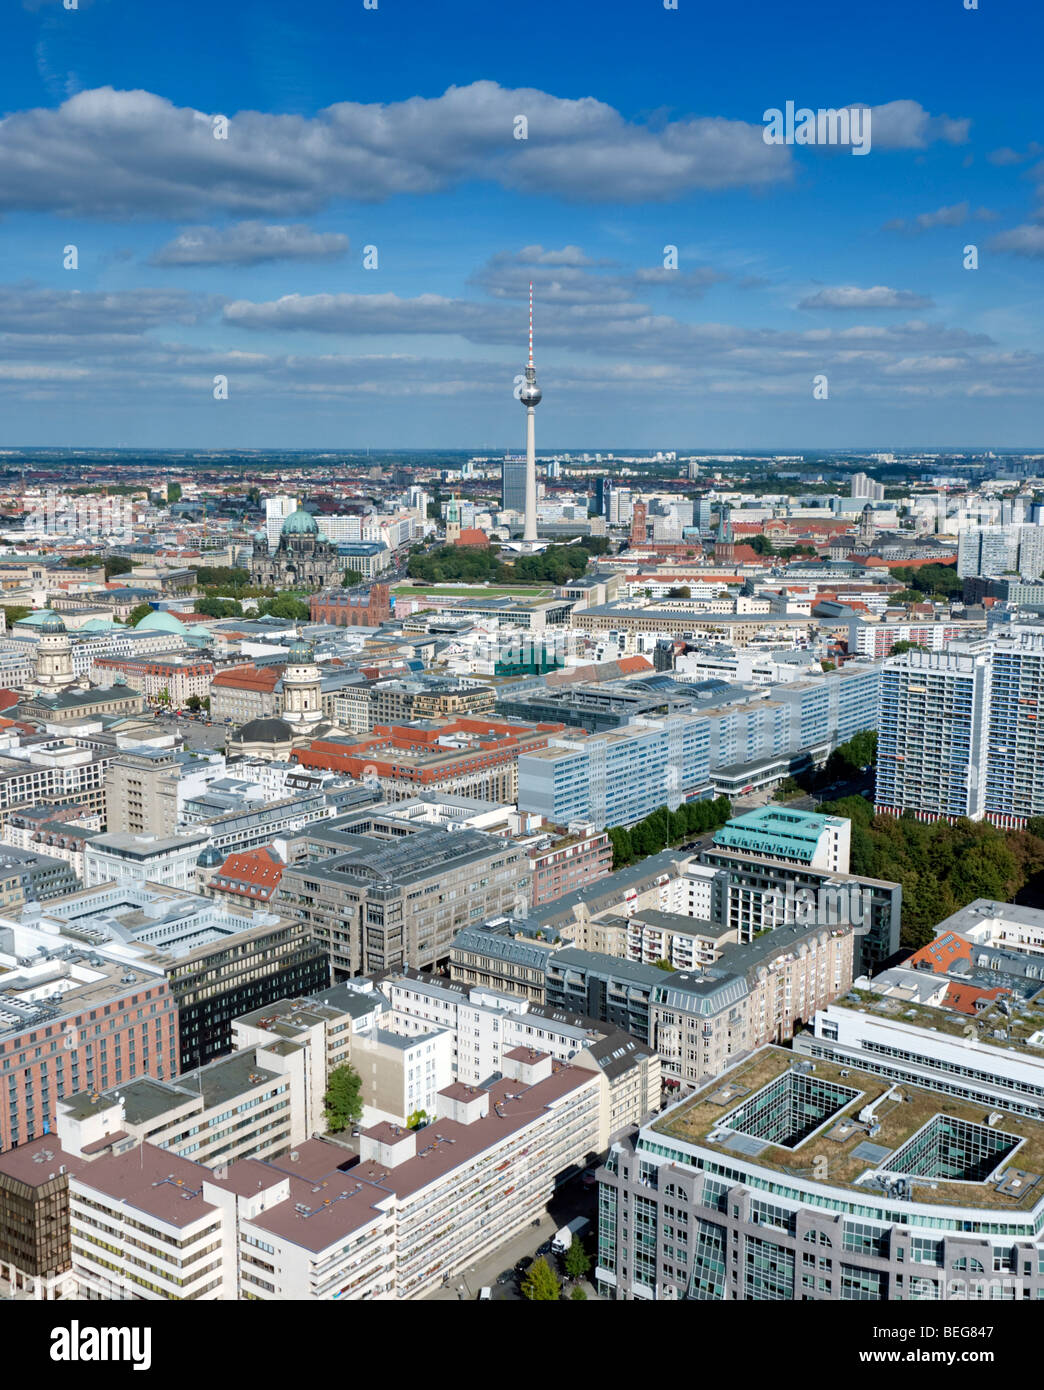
top-left (597, 1045), bottom-right (1044, 1301)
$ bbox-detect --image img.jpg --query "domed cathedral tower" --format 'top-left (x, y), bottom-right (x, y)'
top-left (249, 505), bottom-right (343, 590)
top-left (281, 638), bottom-right (323, 736)
top-left (35, 611), bottom-right (76, 689)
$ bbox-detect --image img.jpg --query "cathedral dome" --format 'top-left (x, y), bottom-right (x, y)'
top-left (238, 717), bottom-right (293, 743)
top-left (281, 507), bottom-right (319, 537)
top-left (37, 610), bottom-right (67, 634)
top-left (134, 609), bottom-right (187, 635)
top-left (286, 639), bottom-right (315, 665)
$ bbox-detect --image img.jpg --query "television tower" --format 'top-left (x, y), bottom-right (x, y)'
top-left (520, 281), bottom-right (542, 544)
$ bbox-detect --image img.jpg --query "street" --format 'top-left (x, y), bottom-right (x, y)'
top-left (424, 1174), bottom-right (599, 1302)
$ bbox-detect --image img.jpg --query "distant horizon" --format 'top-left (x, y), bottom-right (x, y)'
top-left (0, 445), bottom-right (1040, 461)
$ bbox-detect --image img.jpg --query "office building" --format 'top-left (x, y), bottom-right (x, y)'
top-left (21, 883), bottom-right (330, 1070)
top-left (501, 454), bottom-right (527, 516)
top-left (518, 715), bottom-right (713, 829)
top-left (3, 1057), bottom-right (601, 1301)
top-left (278, 811), bottom-right (529, 978)
top-left (597, 1046), bottom-right (1044, 1301)
top-left (84, 830), bottom-right (211, 893)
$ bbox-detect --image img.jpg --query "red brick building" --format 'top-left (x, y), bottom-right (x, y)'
top-left (0, 968), bottom-right (179, 1153)
top-left (309, 583), bottom-right (392, 628)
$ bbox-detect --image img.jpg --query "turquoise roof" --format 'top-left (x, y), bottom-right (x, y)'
top-left (81, 617), bottom-right (119, 633)
top-left (20, 609), bottom-right (64, 628)
top-left (281, 507), bottom-right (318, 536)
top-left (713, 806), bottom-right (844, 864)
top-left (134, 609), bottom-right (187, 634)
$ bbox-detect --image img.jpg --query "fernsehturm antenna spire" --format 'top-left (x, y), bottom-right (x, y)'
top-left (520, 281), bottom-right (541, 544)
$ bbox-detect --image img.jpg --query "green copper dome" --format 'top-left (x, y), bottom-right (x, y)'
top-left (37, 610), bottom-right (67, 633)
top-left (281, 507), bottom-right (319, 536)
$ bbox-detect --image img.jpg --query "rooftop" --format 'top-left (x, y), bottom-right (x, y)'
top-left (651, 1046), bottom-right (1044, 1211)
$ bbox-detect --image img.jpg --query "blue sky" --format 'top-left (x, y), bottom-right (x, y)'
top-left (2, 0), bottom-right (1043, 450)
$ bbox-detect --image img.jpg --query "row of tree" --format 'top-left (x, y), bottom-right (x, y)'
top-left (607, 796), bottom-right (733, 869)
top-left (819, 794), bottom-right (1044, 948)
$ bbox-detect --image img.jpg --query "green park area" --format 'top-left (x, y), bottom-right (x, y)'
top-left (394, 584), bottom-right (552, 600)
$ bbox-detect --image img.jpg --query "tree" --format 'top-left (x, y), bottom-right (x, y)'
top-left (406, 1109), bottom-right (428, 1130)
top-left (195, 596), bottom-right (243, 618)
top-left (607, 825), bottom-right (634, 869)
top-left (521, 1256), bottom-right (561, 1301)
top-left (652, 958), bottom-right (675, 972)
top-left (126, 603), bottom-right (153, 628)
top-left (167, 482), bottom-right (182, 505)
top-left (564, 1238), bottom-right (591, 1283)
top-left (196, 566), bottom-right (251, 589)
top-left (2, 605), bottom-right (31, 628)
top-left (156, 687), bottom-right (171, 706)
top-left (186, 696), bottom-right (201, 711)
top-left (258, 594), bottom-right (311, 621)
top-left (342, 569), bottom-right (364, 587)
top-left (889, 640), bottom-right (928, 655)
top-left (323, 1063), bottom-right (363, 1132)
top-left (569, 1285), bottom-right (588, 1300)
top-left (667, 586), bottom-right (691, 599)
top-left (821, 660), bottom-right (836, 672)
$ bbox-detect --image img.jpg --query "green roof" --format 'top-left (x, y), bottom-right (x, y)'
top-left (134, 609), bottom-right (186, 634)
top-left (281, 507), bottom-right (318, 536)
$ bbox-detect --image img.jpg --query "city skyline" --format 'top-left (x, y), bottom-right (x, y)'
top-left (2, 1), bottom-right (1043, 451)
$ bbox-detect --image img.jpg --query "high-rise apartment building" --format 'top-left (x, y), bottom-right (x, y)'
top-left (874, 643), bottom-right (992, 822)
top-left (501, 454), bottom-right (527, 515)
top-left (876, 628), bottom-right (1044, 828)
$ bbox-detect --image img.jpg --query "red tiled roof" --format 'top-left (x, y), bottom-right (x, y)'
top-left (211, 665), bottom-right (283, 691)
top-left (907, 932), bottom-right (973, 974)
top-left (210, 846), bottom-right (284, 900)
top-left (943, 983), bottom-right (1012, 1016)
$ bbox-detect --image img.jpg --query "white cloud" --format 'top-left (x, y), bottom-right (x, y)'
top-left (151, 222), bottom-right (350, 266)
top-left (0, 82), bottom-right (803, 217)
top-left (989, 223), bottom-right (1044, 258)
top-left (798, 285), bottom-right (933, 310)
